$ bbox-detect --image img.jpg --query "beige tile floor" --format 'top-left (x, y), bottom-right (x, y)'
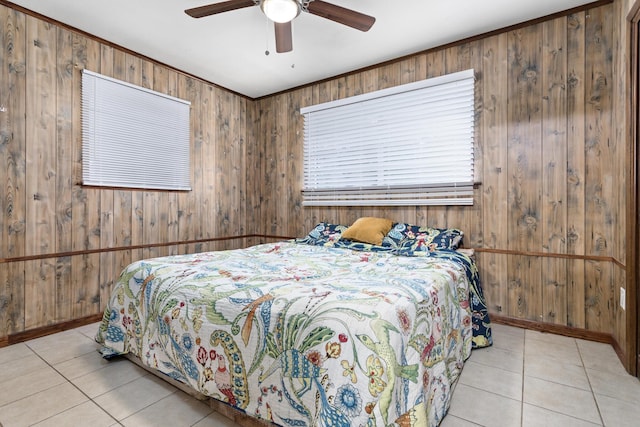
top-left (0, 322), bottom-right (639, 426)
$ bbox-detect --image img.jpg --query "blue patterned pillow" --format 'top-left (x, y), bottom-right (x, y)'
top-left (296, 222), bottom-right (348, 247)
top-left (382, 223), bottom-right (464, 252)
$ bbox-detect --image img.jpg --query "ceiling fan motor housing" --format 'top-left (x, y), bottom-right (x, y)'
top-left (260, 0), bottom-right (301, 23)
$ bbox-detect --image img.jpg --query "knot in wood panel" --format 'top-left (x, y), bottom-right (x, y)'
top-left (520, 213), bottom-right (538, 230)
top-left (8, 220), bottom-right (25, 235)
top-left (567, 227), bottom-right (580, 243)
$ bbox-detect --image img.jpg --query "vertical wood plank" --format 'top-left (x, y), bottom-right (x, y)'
top-left (98, 44), bottom-right (115, 309)
top-left (277, 91), bottom-right (291, 235)
top-left (55, 26), bottom-right (73, 322)
top-left (236, 94), bottom-right (247, 242)
top-left (218, 87), bottom-right (236, 251)
top-left (258, 95), bottom-right (268, 240)
top-left (566, 11), bottom-right (587, 328)
top-left (541, 17), bottom-right (568, 325)
top-left (0, 7), bottom-right (27, 336)
top-left (84, 38), bottom-right (102, 315)
top-left (287, 89), bottom-right (304, 237)
top-left (246, 98), bottom-right (260, 238)
top-left (232, 92), bottom-right (247, 242)
top-left (378, 62), bottom-right (402, 90)
top-left (177, 74), bottom-right (197, 254)
top-left (71, 34), bottom-right (101, 319)
top-left (584, 6), bottom-right (614, 333)
top-left (506, 25), bottom-right (543, 321)
top-left (481, 33), bottom-right (509, 315)
top-left (24, 16), bottom-right (57, 328)
top-left (192, 79), bottom-right (203, 253)
top-left (199, 83), bottom-right (213, 249)
top-left (166, 70), bottom-right (180, 255)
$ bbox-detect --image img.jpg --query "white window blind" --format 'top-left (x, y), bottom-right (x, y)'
top-left (81, 69), bottom-right (191, 191)
top-left (301, 69), bottom-right (475, 206)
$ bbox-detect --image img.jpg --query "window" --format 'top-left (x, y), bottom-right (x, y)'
top-left (81, 70), bottom-right (191, 191)
top-left (301, 69), bottom-right (475, 206)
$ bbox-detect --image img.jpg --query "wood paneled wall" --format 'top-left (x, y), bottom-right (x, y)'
top-left (0, 1), bottom-right (633, 370)
top-left (248, 2), bottom-right (629, 354)
top-left (0, 5), bottom-right (248, 338)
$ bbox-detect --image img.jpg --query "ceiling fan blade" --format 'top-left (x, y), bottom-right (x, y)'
top-left (306, 0), bottom-right (375, 32)
top-left (275, 21), bottom-right (293, 53)
top-left (185, 0), bottom-right (256, 18)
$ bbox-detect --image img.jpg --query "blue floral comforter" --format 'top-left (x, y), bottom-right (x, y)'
top-left (97, 241), bottom-right (490, 426)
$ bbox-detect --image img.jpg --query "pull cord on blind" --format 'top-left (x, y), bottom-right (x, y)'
top-left (301, 69), bottom-right (475, 206)
top-left (81, 69), bottom-right (191, 191)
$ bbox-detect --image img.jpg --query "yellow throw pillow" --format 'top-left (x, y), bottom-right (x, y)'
top-left (341, 217), bottom-right (393, 246)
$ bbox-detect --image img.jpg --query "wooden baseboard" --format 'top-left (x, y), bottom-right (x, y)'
top-left (490, 314), bottom-right (630, 374)
top-left (0, 313), bottom-right (104, 348)
top-left (611, 336), bottom-right (626, 367)
top-left (490, 314), bottom-right (614, 344)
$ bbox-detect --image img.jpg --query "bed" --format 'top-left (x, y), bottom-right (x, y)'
top-left (96, 221), bottom-right (492, 427)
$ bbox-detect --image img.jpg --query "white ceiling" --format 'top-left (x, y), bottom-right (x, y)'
top-left (10, 0), bottom-right (595, 98)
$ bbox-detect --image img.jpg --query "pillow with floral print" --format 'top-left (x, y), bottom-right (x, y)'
top-left (382, 223), bottom-right (464, 252)
top-left (296, 222), bottom-right (348, 247)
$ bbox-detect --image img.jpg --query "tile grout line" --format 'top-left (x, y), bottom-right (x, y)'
top-left (110, 376), bottom-right (185, 424)
top-left (68, 361), bottom-right (174, 423)
top-left (24, 326), bottom-right (186, 425)
top-left (0, 346), bottom-right (68, 412)
top-left (118, 388), bottom-right (211, 426)
top-left (575, 339), bottom-right (607, 427)
top-left (454, 381), bottom-right (524, 404)
top-left (521, 332), bottom-right (606, 426)
top-left (24, 338), bottom-right (121, 426)
top-left (77, 323), bottom-right (212, 425)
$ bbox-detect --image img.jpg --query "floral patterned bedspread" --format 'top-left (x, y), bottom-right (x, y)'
top-left (96, 242), bottom-right (485, 426)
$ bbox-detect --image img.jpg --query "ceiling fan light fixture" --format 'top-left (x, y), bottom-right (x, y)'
top-left (261, 0), bottom-right (299, 23)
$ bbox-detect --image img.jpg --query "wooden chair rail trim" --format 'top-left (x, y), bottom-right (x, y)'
top-left (473, 247), bottom-right (625, 269)
top-left (1, 237), bottom-right (623, 269)
top-left (0, 234), bottom-right (295, 264)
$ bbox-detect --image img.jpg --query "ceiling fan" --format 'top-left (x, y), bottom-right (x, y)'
top-left (185, 0), bottom-right (376, 53)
